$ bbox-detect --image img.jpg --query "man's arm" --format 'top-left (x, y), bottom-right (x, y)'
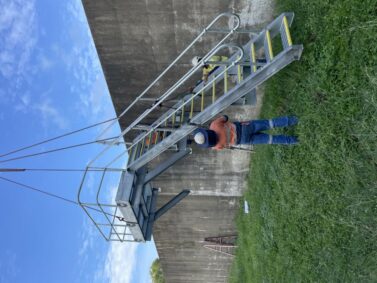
top-left (213, 144), bottom-right (224, 150)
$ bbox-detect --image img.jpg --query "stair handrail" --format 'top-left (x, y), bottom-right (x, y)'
top-left (96, 12), bottom-right (240, 140)
top-left (105, 44), bottom-right (244, 168)
top-left (88, 17), bottom-right (241, 168)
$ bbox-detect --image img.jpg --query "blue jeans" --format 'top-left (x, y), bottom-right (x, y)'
top-left (234, 116), bottom-right (298, 145)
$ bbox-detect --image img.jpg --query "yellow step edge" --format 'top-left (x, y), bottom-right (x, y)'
top-left (147, 132), bottom-right (152, 149)
top-left (190, 93), bottom-right (194, 119)
top-left (224, 69), bottom-right (228, 93)
top-left (237, 55), bottom-right (242, 83)
top-left (163, 120), bottom-right (167, 138)
top-left (212, 81), bottom-right (216, 103)
top-left (283, 16), bottom-right (292, 46)
top-left (201, 90), bottom-right (204, 112)
top-left (180, 105), bottom-right (184, 125)
top-left (266, 30), bottom-right (274, 60)
top-left (172, 113), bottom-right (176, 128)
top-left (251, 43), bottom-right (257, 72)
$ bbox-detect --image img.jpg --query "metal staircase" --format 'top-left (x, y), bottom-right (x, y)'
top-left (78, 12), bottom-right (303, 242)
top-left (115, 12), bottom-right (301, 171)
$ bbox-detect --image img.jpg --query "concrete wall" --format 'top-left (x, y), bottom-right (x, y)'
top-left (82, 0), bottom-right (273, 282)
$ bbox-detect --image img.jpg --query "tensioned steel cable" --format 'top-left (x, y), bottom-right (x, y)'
top-left (0, 96), bottom-right (182, 160)
top-left (0, 176), bottom-right (125, 221)
top-left (0, 98), bottom-right (172, 161)
top-left (0, 136), bottom-right (119, 164)
top-left (0, 117), bottom-right (118, 159)
top-left (0, 168), bottom-right (125, 172)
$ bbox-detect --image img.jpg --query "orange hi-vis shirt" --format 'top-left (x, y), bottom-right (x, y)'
top-left (209, 116), bottom-right (237, 150)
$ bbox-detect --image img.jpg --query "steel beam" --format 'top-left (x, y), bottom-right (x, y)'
top-left (144, 145), bottom-right (191, 184)
top-left (153, 190), bottom-right (190, 221)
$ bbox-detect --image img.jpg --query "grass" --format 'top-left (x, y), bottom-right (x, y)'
top-left (230, 0), bottom-right (377, 282)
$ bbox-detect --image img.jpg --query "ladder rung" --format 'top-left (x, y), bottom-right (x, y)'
top-left (224, 69), bottom-right (228, 93)
top-left (146, 132), bottom-right (153, 150)
top-left (281, 16), bottom-right (293, 49)
top-left (250, 43), bottom-right (257, 73)
top-left (171, 113), bottom-right (176, 128)
top-left (237, 56), bottom-right (243, 83)
top-left (190, 93), bottom-right (194, 118)
top-left (128, 142), bottom-right (139, 164)
top-left (264, 30), bottom-right (274, 61)
top-left (180, 106), bottom-right (184, 125)
top-left (163, 120), bottom-right (168, 138)
top-left (201, 90), bottom-right (205, 112)
top-left (154, 131), bottom-right (159, 144)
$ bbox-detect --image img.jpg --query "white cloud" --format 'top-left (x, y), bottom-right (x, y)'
top-left (78, 217), bottom-right (97, 266)
top-left (101, 242), bottom-right (139, 283)
top-left (79, 181), bottom-right (139, 283)
top-left (99, 184), bottom-right (140, 283)
top-left (0, 0), bottom-right (37, 80)
top-left (61, 0), bottom-right (118, 127)
top-left (33, 99), bottom-right (69, 130)
top-left (14, 93), bottom-right (31, 112)
top-left (38, 54), bottom-right (54, 71)
top-left (21, 94), bottom-right (31, 106)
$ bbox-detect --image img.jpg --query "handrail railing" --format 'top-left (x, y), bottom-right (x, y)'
top-left (88, 14), bottom-right (241, 167)
top-left (77, 167), bottom-right (138, 241)
top-left (105, 44), bottom-right (244, 168)
top-left (96, 12), bottom-right (240, 140)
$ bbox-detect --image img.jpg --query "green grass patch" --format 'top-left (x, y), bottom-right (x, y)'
top-left (230, 0), bottom-right (377, 282)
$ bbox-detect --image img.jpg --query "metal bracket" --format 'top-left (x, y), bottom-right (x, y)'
top-left (145, 189), bottom-right (190, 240)
top-left (143, 138), bottom-right (191, 184)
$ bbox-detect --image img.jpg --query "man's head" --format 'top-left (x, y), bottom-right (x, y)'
top-left (191, 56), bottom-right (202, 67)
top-left (194, 132), bottom-right (205, 145)
top-left (193, 128), bottom-right (218, 148)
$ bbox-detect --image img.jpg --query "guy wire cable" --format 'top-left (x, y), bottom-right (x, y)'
top-left (0, 176), bottom-right (126, 221)
top-left (0, 168), bottom-right (125, 172)
top-left (0, 136), bottom-right (120, 164)
top-left (0, 117), bottom-right (118, 159)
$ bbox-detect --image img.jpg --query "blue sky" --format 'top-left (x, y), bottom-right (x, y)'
top-left (0, 0), bottom-right (158, 282)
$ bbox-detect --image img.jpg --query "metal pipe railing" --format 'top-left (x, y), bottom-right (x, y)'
top-left (96, 12), bottom-right (240, 140)
top-left (105, 44), bottom-right (244, 168)
top-left (88, 16), bottom-right (241, 167)
top-left (128, 46), bottom-right (244, 152)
